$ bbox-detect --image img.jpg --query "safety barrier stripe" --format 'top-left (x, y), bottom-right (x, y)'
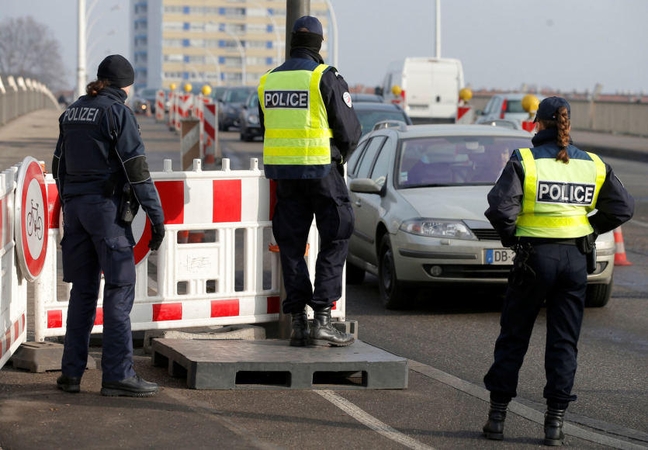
top-left (0, 313), bottom-right (25, 364)
top-left (32, 161), bottom-right (347, 342)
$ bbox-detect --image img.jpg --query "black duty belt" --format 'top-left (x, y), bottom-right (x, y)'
top-left (519, 237), bottom-right (578, 246)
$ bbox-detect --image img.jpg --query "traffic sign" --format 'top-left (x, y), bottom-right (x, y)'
top-left (14, 157), bottom-right (49, 281)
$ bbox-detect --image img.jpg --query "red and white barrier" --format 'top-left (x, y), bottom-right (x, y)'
top-left (203, 102), bottom-right (217, 164)
top-left (155, 89), bottom-right (166, 123)
top-left (0, 165), bottom-right (29, 368)
top-left (32, 158), bottom-right (343, 342)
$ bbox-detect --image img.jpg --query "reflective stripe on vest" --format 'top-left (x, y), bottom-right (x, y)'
top-left (259, 64), bottom-right (333, 166)
top-left (516, 147), bottom-right (606, 238)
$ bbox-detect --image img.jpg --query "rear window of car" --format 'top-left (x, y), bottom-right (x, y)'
top-left (398, 136), bottom-right (532, 187)
top-left (355, 109), bottom-right (409, 135)
top-left (505, 100), bottom-right (525, 113)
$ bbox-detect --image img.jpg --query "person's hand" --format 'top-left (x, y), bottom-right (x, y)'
top-left (148, 223), bottom-right (165, 251)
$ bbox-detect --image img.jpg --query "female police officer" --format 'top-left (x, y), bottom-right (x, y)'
top-left (481, 96), bottom-right (634, 445)
top-left (53, 55), bottom-right (165, 397)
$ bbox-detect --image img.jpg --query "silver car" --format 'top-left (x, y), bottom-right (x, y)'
top-left (345, 123), bottom-right (616, 309)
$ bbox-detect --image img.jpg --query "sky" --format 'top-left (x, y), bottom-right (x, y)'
top-left (1, 0), bottom-right (647, 95)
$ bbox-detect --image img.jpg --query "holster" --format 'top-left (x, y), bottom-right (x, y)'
top-left (576, 233), bottom-right (597, 274)
top-left (120, 184), bottom-right (140, 224)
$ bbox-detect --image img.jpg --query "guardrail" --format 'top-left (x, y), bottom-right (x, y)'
top-left (0, 74), bottom-right (60, 126)
top-left (469, 94), bottom-right (648, 137)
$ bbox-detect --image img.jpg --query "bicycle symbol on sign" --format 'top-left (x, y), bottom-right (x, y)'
top-left (27, 199), bottom-right (44, 240)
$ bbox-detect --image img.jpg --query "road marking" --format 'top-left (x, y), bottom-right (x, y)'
top-left (628, 219), bottom-right (648, 228)
top-left (316, 390), bottom-right (435, 450)
top-left (407, 360), bottom-right (648, 450)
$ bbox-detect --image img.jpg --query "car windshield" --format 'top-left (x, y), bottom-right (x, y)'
top-left (505, 100), bottom-right (525, 113)
top-left (397, 136), bottom-right (532, 188)
top-left (227, 88), bottom-right (253, 103)
top-left (356, 109), bottom-right (408, 135)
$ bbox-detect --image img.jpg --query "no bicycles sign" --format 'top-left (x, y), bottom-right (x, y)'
top-left (15, 157), bottom-right (49, 281)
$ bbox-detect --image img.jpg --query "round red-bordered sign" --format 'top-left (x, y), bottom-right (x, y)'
top-left (14, 157), bottom-right (49, 281)
top-left (132, 208), bottom-right (151, 265)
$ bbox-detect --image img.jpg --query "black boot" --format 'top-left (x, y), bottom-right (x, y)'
top-left (289, 311), bottom-right (310, 347)
top-left (482, 400), bottom-right (508, 440)
top-left (544, 406), bottom-right (566, 446)
top-left (310, 307), bottom-right (354, 347)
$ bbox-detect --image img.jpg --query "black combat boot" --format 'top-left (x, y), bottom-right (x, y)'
top-left (482, 400), bottom-right (509, 440)
top-left (310, 307), bottom-right (354, 347)
top-left (544, 406), bottom-right (566, 446)
top-left (289, 311), bottom-right (310, 347)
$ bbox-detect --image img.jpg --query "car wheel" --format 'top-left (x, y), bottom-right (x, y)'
top-left (378, 235), bottom-right (413, 310)
top-left (585, 279), bottom-right (613, 308)
top-left (346, 262), bottom-right (365, 285)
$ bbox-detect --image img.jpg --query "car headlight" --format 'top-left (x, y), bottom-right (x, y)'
top-left (247, 114), bottom-right (259, 125)
top-left (400, 219), bottom-right (477, 240)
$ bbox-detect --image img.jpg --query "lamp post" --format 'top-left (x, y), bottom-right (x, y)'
top-left (248, 1), bottom-right (283, 66)
top-left (222, 26), bottom-right (247, 85)
top-left (203, 46), bottom-right (223, 86)
top-left (324, 0), bottom-right (338, 68)
top-left (77, 0), bottom-right (86, 99)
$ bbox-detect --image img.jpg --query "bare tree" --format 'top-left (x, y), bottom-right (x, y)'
top-left (0, 16), bottom-right (68, 91)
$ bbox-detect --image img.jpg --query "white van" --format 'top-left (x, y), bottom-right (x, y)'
top-left (379, 57), bottom-right (464, 124)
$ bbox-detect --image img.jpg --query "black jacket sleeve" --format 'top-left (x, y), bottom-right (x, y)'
top-left (484, 156), bottom-right (525, 247)
top-left (588, 164), bottom-right (634, 235)
top-left (110, 103), bottom-right (165, 226)
top-left (319, 67), bottom-right (362, 163)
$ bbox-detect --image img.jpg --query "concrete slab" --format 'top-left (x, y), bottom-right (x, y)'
top-left (151, 339), bottom-right (408, 390)
top-left (10, 341), bottom-right (96, 373)
top-left (142, 324), bottom-right (266, 354)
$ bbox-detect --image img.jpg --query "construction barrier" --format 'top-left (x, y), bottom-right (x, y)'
top-left (32, 158), bottom-right (345, 343)
top-left (180, 117), bottom-right (201, 170)
top-left (155, 89), bottom-right (165, 123)
top-left (0, 162), bottom-right (32, 369)
top-left (613, 227), bottom-right (632, 266)
top-left (203, 102), bottom-right (218, 164)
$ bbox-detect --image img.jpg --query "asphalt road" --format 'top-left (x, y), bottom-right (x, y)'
top-left (0, 112), bottom-right (646, 450)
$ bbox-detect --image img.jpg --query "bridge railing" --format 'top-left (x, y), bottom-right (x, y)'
top-left (0, 75), bottom-right (60, 126)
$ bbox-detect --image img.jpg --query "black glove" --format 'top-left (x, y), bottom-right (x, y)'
top-left (501, 235), bottom-right (518, 248)
top-left (148, 223), bottom-right (165, 251)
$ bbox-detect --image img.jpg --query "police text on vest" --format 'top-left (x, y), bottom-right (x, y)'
top-left (62, 107), bottom-right (100, 123)
top-left (264, 90), bottom-right (308, 109)
top-left (537, 181), bottom-right (595, 205)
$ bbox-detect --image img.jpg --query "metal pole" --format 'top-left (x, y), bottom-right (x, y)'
top-left (277, 0), bottom-right (310, 340)
top-left (285, 0), bottom-right (310, 61)
top-left (324, 0), bottom-right (338, 68)
top-left (77, 0), bottom-right (87, 99)
top-left (435, 0), bottom-right (441, 58)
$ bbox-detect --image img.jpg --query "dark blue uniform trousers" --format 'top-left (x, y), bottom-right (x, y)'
top-left (60, 195), bottom-right (137, 382)
top-left (484, 243), bottom-right (587, 405)
top-left (272, 166), bottom-right (354, 314)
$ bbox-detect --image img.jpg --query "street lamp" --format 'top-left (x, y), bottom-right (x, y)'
top-left (324, 0), bottom-right (338, 68)
top-left (247, 1), bottom-right (283, 66)
top-left (212, 22), bottom-right (246, 85)
top-left (203, 46), bottom-right (223, 87)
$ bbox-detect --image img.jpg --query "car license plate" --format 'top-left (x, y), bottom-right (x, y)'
top-left (485, 248), bottom-right (515, 265)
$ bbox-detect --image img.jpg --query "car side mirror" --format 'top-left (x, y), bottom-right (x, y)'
top-left (349, 178), bottom-right (383, 195)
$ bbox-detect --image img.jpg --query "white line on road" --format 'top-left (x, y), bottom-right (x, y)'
top-left (628, 219), bottom-right (648, 228)
top-left (316, 389), bottom-right (435, 450)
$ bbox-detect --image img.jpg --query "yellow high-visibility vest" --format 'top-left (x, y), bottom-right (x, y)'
top-left (516, 147), bottom-right (606, 238)
top-left (258, 64), bottom-right (333, 169)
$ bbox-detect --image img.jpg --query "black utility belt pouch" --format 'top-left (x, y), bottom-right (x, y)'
top-left (120, 184), bottom-right (139, 223)
top-left (576, 233), bottom-right (597, 274)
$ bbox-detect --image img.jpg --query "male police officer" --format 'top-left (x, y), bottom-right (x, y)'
top-left (53, 55), bottom-right (165, 396)
top-left (258, 16), bottom-right (361, 347)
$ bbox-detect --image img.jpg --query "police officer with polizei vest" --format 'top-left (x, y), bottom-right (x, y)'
top-left (53, 55), bottom-right (165, 397)
top-left (258, 16), bottom-right (361, 347)
top-left (481, 96), bottom-right (634, 445)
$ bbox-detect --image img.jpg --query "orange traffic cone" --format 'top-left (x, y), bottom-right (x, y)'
top-left (613, 227), bottom-right (632, 266)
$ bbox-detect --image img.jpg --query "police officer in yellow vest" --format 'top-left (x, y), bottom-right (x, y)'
top-left (482, 97), bottom-right (634, 446)
top-left (258, 16), bottom-right (361, 347)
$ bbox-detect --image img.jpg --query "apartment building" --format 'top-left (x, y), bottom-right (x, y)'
top-left (132, 0), bottom-right (330, 91)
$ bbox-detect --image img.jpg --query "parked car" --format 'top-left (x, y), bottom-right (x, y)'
top-left (218, 86), bottom-right (256, 131)
top-left (475, 93), bottom-right (541, 126)
top-left (353, 102), bottom-right (413, 136)
top-left (239, 91), bottom-right (262, 142)
top-left (345, 123), bottom-right (616, 309)
top-left (350, 93), bottom-right (383, 103)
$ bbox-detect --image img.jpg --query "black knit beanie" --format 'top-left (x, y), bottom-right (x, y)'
top-left (97, 54), bottom-right (135, 88)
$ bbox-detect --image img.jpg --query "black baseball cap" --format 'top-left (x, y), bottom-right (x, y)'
top-left (534, 96), bottom-right (571, 122)
top-left (292, 16), bottom-right (323, 36)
